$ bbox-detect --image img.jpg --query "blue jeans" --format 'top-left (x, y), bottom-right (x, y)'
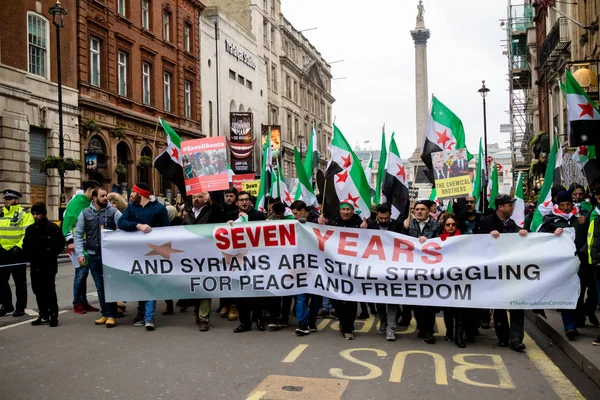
top-left (322, 297), bottom-right (332, 312)
top-left (73, 265), bottom-right (89, 305)
top-left (561, 310), bottom-right (577, 332)
top-left (88, 255), bottom-right (116, 318)
top-left (296, 294), bottom-right (321, 327)
top-left (139, 301), bottom-right (156, 323)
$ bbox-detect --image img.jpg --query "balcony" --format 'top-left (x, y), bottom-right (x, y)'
top-left (539, 18), bottom-right (570, 70)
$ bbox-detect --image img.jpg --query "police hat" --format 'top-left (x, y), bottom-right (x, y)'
top-left (2, 189), bottom-right (22, 200)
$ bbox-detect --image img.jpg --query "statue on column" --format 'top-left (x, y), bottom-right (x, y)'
top-left (417, 0), bottom-right (425, 22)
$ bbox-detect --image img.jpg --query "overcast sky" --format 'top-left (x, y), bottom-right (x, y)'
top-left (282, 0), bottom-right (512, 159)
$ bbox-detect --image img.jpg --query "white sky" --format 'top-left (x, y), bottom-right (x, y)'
top-left (282, 0), bottom-right (513, 158)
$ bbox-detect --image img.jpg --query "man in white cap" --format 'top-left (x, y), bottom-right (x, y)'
top-left (0, 189), bottom-right (34, 317)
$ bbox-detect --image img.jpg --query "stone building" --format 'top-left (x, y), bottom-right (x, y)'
top-left (77, 0), bottom-right (204, 198)
top-left (0, 0), bottom-right (80, 220)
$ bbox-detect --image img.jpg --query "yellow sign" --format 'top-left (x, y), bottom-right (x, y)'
top-left (242, 180), bottom-right (260, 196)
top-left (436, 176), bottom-right (472, 199)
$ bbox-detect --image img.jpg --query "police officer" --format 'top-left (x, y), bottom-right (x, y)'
top-left (0, 189), bottom-right (34, 317)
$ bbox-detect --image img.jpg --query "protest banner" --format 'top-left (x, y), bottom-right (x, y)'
top-left (242, 180), bottom-right (260, 196)
top-left (228, 112), bottom-right (255, 174)
top-left (181, 137), bottom-right (230, 195)
top-left (102, 221), bottom-right (580, 309)
top-left (431, 149), bottom-right (472, 199)
top-left (232, 173), bottom-right (256, 191)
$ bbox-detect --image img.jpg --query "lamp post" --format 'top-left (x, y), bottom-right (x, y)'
top-left (298, 133), bottom-right (305, 158)
top-left (49, 1), bottom-right (68, 220)
top-left (478, 80), bottom-right (490, 211)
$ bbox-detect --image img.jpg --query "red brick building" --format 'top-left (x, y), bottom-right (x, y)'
top-left (78, 0), bottom-right (205, 198)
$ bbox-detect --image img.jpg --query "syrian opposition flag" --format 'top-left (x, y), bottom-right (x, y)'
top-left (303, 123), bottom-right (318, 185)
top-left (227, 163), bottom-right (235, 183)
top-left (324, 124), bottom-right (372, 218)
top-left (554, 133), bottom-right (563, 184)
top-left (421, 96), bottom-right (472, 175)
top-left (365, 153), bottom-right (375, 197)
top-left (486, 163), bottom-right (499, 209)
top-left (382, 133), bottom-right (409, 220)
top-left (530, 138), bottom-right (559, 232)
top-left (513, 172), bottom-right (525, 228)
top-left (153, 117), bottom-right (186, 195)
top-left (566, 69), bottom-right (600, 147)
top-left (573, 145), bottom-right (600, 185)
top-left (271, 162), bottom-right (293, 206)
top-left (294, 147), bottom-right (319, 209)
top-left (472, 138), bottom-right (485, 210)
top-left (255, 130), bottom-right (273, 213)
top-left (375, 128), bottom-right (387, 205)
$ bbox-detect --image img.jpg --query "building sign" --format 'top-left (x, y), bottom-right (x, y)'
top-left (261, 125), bottom-right (282, 158)
top-left (500, 124), bottom-right (512, 133)
top-left (225, 39), bottom-right (256, 70)
top-left (85, 154), bottom-right (98, 172)
top-left (228, 112), bottom-right (255, 174)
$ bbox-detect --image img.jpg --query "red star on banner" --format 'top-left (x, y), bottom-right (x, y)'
top-left (171, 147), bottom-right (179, 161)
top-left (341, 154), bottom-right (352, 168)
top-left (436, 129), bottom-right (451, 148)
top-left (579, 102), bottom-right (595, 118)
top-left (396, 164), bottom-right (406, 181)
top-left (346, 193), bottom-right (360, 206)
top-left (336, 170), bottom-right (349, 183)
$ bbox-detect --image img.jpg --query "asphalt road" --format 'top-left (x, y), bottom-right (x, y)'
top-left (0, 261), bottom-right (598, 399)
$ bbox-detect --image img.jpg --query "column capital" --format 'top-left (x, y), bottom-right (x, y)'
top-left (411, 29), bottom-right (431, 46)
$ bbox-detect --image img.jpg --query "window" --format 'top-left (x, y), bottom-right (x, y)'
top-left (287, 114), bottom-right (292, 140)
top-left (184, 80), bottom-right (191, 118)
top-left (238, 75), bottom-right (245, 85)
top-left (265, 60), bottom-right (269, 88)
top-left (27, 13), bottom-right (48, 78)
top-left (263, 19), bottom-right (268, 47)
top-left (163, 11), bottom-right (170, 42)
top-left (271, 0), bottom-right (275, 16)
top-left (184, 23), bottom-right (191, 52)
top-left (285, 75), bottom-right (291, 98)
top-left (164, 72), bottom-right (172, 112)
top-left (142, 62), bottom-right (151, 104)
top-left (293, 81), bottom-right (298, 103)
top-left (229, 69), bottom-right (236, 80)
top-left (270, 26), bottom-right (275, 49)
top-left (263, 0), bottom-right (267, 9)
top-left (118, 51), bottom-right (127, 96)
top-left (271, 64), bottom-right (277, 92)
top-left (246, 80), bottom-right (253, 90)
top-left (90, 37), bottom-right (101, 87)
top-left (295, 118), bottom-right (299, 140)
top-left (208, 101), bottom-right (213, 136)
top-left (118, 0), bottom-right (126, 16)
top-left (141, 0), bottom-right (150, 29)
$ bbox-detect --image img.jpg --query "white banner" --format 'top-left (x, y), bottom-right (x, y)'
top-left (101, 221), bottom-right (580, 309)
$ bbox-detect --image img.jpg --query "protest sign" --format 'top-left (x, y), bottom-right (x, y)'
top-left (232, 173), bottom-right (256, 191)
top-left (102, 221), bottom-right (579, 309)
top-left (242, 180), bottom-right (260, 196)
top-left (431, 149), bottom-right (472, 199)
top-left (181, 137), bottom-right (230, 195)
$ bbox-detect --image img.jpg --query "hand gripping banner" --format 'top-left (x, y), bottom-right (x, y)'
top-left (101, 220), bottom-right (580, 309)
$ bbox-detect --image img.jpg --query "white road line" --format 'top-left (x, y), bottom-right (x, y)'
top-left (86, 292), bottom-right (98, 296)
top-left (0, 310), bottom-right (68, 331)
top-left (25, 309), bottom-right (39, 316)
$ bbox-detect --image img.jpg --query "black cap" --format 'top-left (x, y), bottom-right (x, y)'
top-left (495, 194), bottom-right (516, 207)
top-left (31, 202), bottom-right (47, 215)
top-left (556, 191), bottom-right (573, 204)
top-left (3, 189), bottom-right (22, 199)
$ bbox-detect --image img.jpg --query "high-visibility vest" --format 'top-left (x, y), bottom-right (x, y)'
top-left (0, 205), bottom-right (34, 250)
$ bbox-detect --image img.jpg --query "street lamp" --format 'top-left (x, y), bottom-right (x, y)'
top-left (478, 80), bottom-right (490, 211)
top-left (49, 0), bottom-right (68, 219)
top-left (297, 133), bottom-right (305, 158)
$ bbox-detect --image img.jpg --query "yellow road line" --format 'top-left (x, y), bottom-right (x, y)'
top-left (523, 333), bottom-right (585, 399)
top-left (282, 344), bottom-right (309, 363)
top-left (245, 390), bottom-right (266, 400)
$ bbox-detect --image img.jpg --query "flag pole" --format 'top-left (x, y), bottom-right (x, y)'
top-left (151, 118), bottom-right (160, 195)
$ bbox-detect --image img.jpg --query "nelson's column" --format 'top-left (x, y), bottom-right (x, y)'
top-left (409, 0), bottom-right (431, 188)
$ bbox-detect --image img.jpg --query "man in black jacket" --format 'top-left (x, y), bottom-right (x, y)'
top-left (318, 200), bottom-right (367, 340)
top-left (23, 203), bottom-right (64, 327)
top-left (478, 194), bottom-right (529, 352)
top-left (402, 200), bottom-right (440, 344)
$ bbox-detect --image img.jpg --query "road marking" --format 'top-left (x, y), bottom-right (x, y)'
top-left (316, 318), bottom-right (331, 331)
top-left (330, 348), bottom-right (387, 380)
top-left (86, 291), bottom-right (98, 296)
top-left (390, 350), bottom-right (448, 385)
top-left (452, 354), bottom-right (514, 389)
top-left (523, 332), bottom-right (585, 399)
top-left (25, 309), bottom-right (39, 316)
top-left (245, 391), bottom-right (266, 400)
top-left (0, 310), bottom-right (67, 331)
top-left (282, 344), bottom-right (309, 363)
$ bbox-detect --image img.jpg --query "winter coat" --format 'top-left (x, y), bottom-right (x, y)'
top-left (183, 203), bottom-right (226, 225)
top-left (403, 218), bottom-right (439, 239)
top-left (118, 200), bottom-right (170, 231)
top-left (74, 204), bottom-right (121, 258)
top-left (327, 214), bottom-right (363, 229)
top-left (478, 212), bottom-right (520, 234)
top-left (23, 218), bottom-right (64, 268)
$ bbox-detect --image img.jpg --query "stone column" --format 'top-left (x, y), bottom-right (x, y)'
top-left (409, 19), bottom-right (431, 163)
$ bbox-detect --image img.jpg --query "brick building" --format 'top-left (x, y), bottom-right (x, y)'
top-left (0, 0), bottom-right (80, 220)
top-left (78, 0), bottom-right (204, 198)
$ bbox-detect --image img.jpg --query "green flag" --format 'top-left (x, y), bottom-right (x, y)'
top-left (303, 123), bottom-right (318, 184)
top-left (294, 147), bottom-right (319, 208)
top-left (255, 130), bottom-right (272, 213)
top-left (530, 139), bottom-right (559, 232)
top-left (487, 163), bottom-right (499, 209)
top-left (375, 129), bottom-right (387, 205)
top-left (473, 138), bottom-right (484, 208)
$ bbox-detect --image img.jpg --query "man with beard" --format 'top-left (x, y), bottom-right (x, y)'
top-left (219, 188), bottom-right (239, 321)
top-left (74, 188), bottom-right (122, 328)
top-left (229, 191), bottom-right (267, 333)
top-left (318, 200), bottom-right (367, 340)
top-left (118, 183), bottom-right (169, 331)
top-left (183, 192), bottom-right (226, 331)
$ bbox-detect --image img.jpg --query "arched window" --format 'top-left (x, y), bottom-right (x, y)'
top-left (138, 146), bottom-right (153, 186)
top-left (229, 100), bottom-right (237, 112)
top-left (239, 104), bottom-right (245, 112)
top-left (88, 135), bottom-right (107, 166)
top-left (116, 141), bottom-right (131, 185)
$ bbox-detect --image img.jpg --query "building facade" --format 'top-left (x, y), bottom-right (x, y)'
top-left (0, 0), bottom-right (80, 220)
top-left (77, 0), bottom-right (204, 198)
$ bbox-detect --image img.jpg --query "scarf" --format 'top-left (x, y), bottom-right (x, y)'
top-left (439, 229), bottom-right (461, 241)
top-left (551, 204), bottom-right (578, 221)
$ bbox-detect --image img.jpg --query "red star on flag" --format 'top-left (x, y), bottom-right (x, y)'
top-left (446, 141), bottom-right (455, 150)
top-left (396, 164), bottom-right (406, 181)
top-left (436, 129), bottom-right (451, 148)
top-left (341, 154), bottom-right (352, 168)
top-left (336, 170), bottom-right (349, 183)
top-left (284, 191), bottom-right (292, 204)
top-left (346, 193), bottom-right (360, 206)
top-left (171, 147), bottom-right (179, 161)
top-left (578, 146), bottom-right (588, 156)
top-left (579, 102), bottom-right (595, 118)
